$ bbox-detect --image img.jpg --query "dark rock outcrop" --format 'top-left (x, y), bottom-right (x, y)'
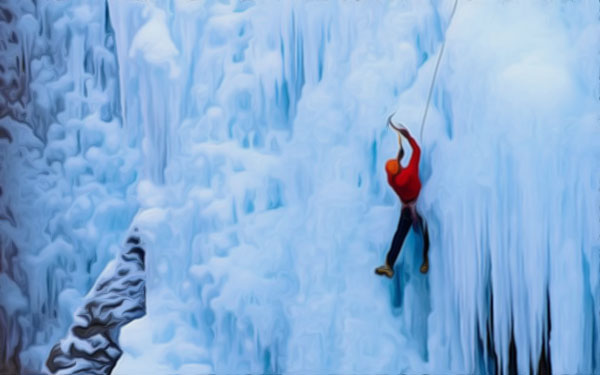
top-left (45, 233), bottom-right (146, 375)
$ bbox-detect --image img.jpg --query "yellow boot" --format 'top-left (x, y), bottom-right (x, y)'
top-left (375, 264), bottom-right (394, 278)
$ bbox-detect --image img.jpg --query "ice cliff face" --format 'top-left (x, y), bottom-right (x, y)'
top-left (1, 0), bottom-right (600, 374)
top-left (0, 0), bottom-right (138, 373)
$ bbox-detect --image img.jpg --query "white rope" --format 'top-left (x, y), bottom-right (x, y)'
top-left (419, 0), bottom-right (459, 142)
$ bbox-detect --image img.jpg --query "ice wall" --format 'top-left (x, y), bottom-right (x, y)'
top-left (1, 0), bottom-right (599, 374)
top-left (0, 0), bottom-right (139, 372)
top-left (108, 0), bottom-right (446, 373)
top-left (415, 3), bottom-right (600, 374)
top-left (109, 0), bottom-right (600, 373)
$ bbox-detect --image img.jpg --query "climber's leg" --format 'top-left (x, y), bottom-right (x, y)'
top-left (416, 212), bottom-right (430, 274)
top-left (375, 206), bottom-right (412, 278)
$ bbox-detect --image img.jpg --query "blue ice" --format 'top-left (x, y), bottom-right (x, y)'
top-left (0, 0), bottom-right (599, 374)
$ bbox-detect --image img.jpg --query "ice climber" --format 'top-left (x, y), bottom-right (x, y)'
top-left (375, 115), bottom-right (430, 278)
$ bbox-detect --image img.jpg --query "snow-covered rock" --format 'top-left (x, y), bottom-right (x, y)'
top-left (45, 232), bottom-right (145, 375)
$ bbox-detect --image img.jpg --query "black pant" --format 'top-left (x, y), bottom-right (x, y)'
top-left (386, 206), bottom-right (429, 268)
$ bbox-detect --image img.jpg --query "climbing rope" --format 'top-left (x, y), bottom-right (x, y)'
top-left (419, 0), bottom-right (459, 142)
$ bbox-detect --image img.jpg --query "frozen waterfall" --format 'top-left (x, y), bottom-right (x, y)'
top-left (1, 0), bottom-right (599, 374)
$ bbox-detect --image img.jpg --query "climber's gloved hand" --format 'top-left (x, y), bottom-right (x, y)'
top-left (398, 127), bottom-right (410, 138)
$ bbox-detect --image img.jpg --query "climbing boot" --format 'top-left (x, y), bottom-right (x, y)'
top-left (420, 259), bottom-right (429, 274)
top-left (375, 264), bottom-right (394, 278)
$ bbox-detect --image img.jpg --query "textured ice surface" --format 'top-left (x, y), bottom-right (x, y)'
top-left (1, 0), bottom-right (600, 374)
top-left (0, 0), bottom-right (139, 373)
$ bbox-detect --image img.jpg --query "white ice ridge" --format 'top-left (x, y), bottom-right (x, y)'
top-left (45, 232), bottom-right (146, 375)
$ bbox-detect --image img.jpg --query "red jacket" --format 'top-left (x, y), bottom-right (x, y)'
top-left (385, 133), bottom-right (421, 203)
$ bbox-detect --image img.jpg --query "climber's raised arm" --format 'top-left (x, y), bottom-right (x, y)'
top-left (399, 127), bottom-right (420, 171)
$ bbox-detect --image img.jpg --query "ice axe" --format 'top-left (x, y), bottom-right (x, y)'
top-left (387, 113), bottom-right (406, 160)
